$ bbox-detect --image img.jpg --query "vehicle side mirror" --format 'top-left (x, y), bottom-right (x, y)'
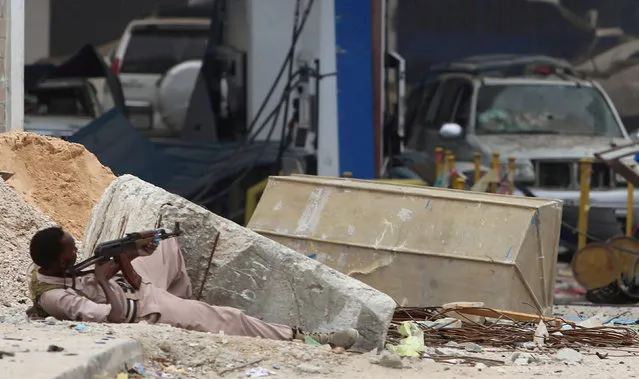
top-left (439, 123), bottom-right (463, 139)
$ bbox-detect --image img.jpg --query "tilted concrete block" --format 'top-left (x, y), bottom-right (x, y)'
top-left (82, 175), bottom-right (395, 350)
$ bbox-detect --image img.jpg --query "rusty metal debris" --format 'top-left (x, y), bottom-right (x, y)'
top-left (431, 355), bottom-right (505, 366)
top-left (389, 307), bottom-right (639, 348)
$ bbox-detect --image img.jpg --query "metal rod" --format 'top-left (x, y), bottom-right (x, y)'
top-left (447, 154), bottom-right (456, 186)
top-left (435, 147), bottom-right (444, 180)
top-left (490, 152), bottom-right (500, 193)
top-left (197, 232), bottom-right (221, 301)
top-left (473, 152), bottom-right (481, 184)
top-left (508, 157), bottom-right (516, 195)
top-left (578, 158), bottom-right (593, 250)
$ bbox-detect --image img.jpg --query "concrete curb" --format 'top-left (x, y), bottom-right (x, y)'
top-left (53, 339), bottom-right (143, 379)
top-left (1, 329), bottom-right (143, 379)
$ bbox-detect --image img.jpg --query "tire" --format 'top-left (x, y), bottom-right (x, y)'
top-left (559, 205), bottom-right (623, 262)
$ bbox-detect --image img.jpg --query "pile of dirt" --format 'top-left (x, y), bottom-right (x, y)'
top-left (0, 178), bottom-right (56, 306)
top-left (0, 131), bottom-right (115, 239)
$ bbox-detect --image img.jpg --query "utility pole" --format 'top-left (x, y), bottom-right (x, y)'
top-left (0, 0), bottom-right (24, 133)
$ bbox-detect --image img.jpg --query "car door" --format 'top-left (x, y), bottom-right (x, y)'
top-left (409, 77), bottom-right (476, 162)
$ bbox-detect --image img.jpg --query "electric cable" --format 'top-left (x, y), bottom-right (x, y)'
top-left (195, 76), bottom-right (306, 205)
top-left (188, 0), bottom-right (316, 202)
top-left (243, 0), bottom-right (315, 136)
top-left (188, 69), bottom-right (302, 202)
top-left (209, 68), bottom-right (337, 205)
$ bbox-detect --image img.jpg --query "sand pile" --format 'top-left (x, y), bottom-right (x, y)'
top-left (0, 178), bottom-right (56, 306)
top-left (0, 131), bottom-right (115, 239)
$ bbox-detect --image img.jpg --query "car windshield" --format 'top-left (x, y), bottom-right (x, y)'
top-left (475, 84), bottom-right (623, 137)
top-left (121, 25), bottom-right (209, 75)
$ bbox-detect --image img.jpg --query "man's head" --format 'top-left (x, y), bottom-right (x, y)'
top-left (30, 227), bottom-right (78, 272)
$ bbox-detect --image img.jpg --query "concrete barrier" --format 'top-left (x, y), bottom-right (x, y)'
top-left (82, 175), bottom-right (396, 350)
top-left (248, 175), bottom-right (564, 315)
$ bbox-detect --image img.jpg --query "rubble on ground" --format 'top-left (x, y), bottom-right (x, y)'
top-left (81, 174), bottom-right (397, 351)
top-left (4, 134), bottom-right (639, 377)
top-left (0, 131), bottom-right (115, 238)
top-left (0, 178), bottom-right (56, 306)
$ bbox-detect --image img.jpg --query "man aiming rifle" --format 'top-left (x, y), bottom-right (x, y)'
top-left (26, 225), bottom-right (359, 349)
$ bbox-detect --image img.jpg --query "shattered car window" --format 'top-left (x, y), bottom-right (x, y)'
top-left (120, 26), bottom-right (209, 75)
top-left (475, 84), bottom-right (622, 137)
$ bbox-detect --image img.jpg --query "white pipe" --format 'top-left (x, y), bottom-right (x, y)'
top-left (317, 0), bottom-right (339, 177)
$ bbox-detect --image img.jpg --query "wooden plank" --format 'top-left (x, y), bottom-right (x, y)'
top-left (443, 307), bottom-right (573, 326)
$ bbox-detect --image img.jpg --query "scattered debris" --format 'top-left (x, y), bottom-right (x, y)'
top-left (47, 345), bottom-right (64, 352)
top-left (463, 342), bottom-right (484, 353)
top-left (371, 350), bottom-right (404, 369)
top-left (0, 351), bottom-right (15, 359)
top-left (296, 363), bottom-right (325, 373)
top-left (390, 307), bottom-right (639, 347)
top-left (534, 321), bottom-right (549, 347)
top-left (431, 355), bottom-right (505, 367)
top-left (555, 348), bottom-right (584, 364)
top-left (596, 352), bottom-right (609, 359)
top-left (386, 321), bottom-right (424, 357)
top-left (511, 352), bottom-right (539, 366)
top-left (0, 171), bottom-right (13, 180)
top-left (218, 358), bottom-right (265, 376)
top-left (246, 366), bottom-right (276, 377)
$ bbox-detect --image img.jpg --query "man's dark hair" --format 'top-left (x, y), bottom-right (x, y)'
top-left (30, 227), bottom-right (65, 268)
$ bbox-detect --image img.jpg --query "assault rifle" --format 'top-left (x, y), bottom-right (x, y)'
top-left (67, 222), bottom-right (183, 276)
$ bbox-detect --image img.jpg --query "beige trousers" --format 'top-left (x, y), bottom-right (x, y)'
top-left (131, 238), bottom-right (293, 340)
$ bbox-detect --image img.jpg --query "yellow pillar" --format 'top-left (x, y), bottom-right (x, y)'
top-left (490, 152), bottom-right (500, 193)
top-left (435, 147), bottom-right (444, 179)
top-left (454, 177), bottom-right (466, 190)
top-left (627, 164), bottom-right (636, 237)
top-left (578, 158), bottom-right (593, 250)
top-left (473, 152), bottom-right (482, 183)
top-left (508, 157), bottom-right (516, 195)
top-left (447, 154), bottom-right (456, 186)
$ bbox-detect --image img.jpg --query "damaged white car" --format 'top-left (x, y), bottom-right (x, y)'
top-left (404, 58), bottom-right (638, 224)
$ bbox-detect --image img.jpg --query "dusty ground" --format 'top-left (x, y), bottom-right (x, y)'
top-left (3, 304), bottom-right (639, 379)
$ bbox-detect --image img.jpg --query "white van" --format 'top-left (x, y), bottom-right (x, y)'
top-left (109, 18), bottom-right (211, 135)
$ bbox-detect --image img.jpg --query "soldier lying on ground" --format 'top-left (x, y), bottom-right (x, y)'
top-left (26, 227), bottom-right (359, 349)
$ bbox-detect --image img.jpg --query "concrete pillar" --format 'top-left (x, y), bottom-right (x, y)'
top-left (0, 0), bottom-right (24, 132)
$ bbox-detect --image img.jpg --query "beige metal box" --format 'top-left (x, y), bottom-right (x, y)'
top-left (248, 175), bottom-right (563, 315)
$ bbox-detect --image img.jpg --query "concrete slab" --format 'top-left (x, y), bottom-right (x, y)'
top-left (82, 175), bottom-right (397, 351)
top-left (0, 321), bottom-right (142, 379)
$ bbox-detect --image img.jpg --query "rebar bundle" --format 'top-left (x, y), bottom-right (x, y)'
top-left (389, 307), bottom-right (639, 348)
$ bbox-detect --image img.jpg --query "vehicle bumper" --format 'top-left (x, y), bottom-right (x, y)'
top-left (516, 187), bottom-right (639, 218)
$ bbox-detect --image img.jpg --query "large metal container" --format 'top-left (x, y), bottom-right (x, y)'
top-left (248, 175), bottom-right (563, 315)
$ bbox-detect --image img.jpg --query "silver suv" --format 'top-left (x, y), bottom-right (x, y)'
top-left (405, 56), bottom-right (638, 220)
